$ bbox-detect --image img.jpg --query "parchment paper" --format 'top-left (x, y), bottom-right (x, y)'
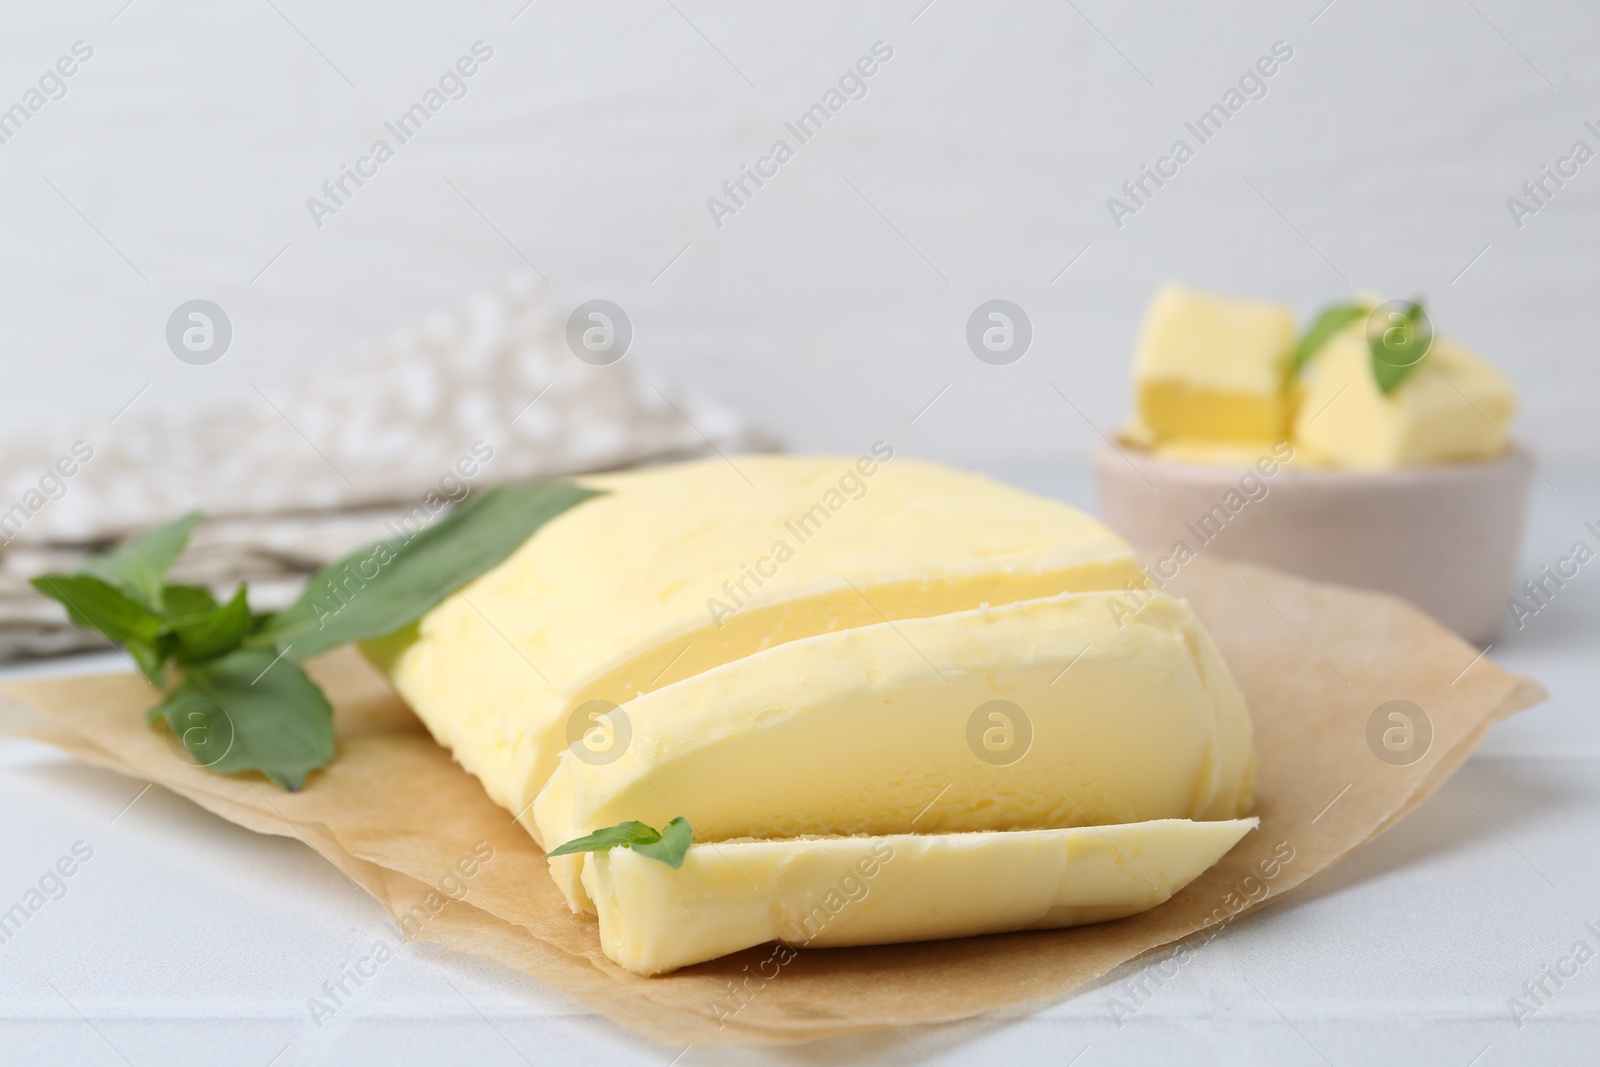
top-left (0, 555), bottom-right (1546, 1045)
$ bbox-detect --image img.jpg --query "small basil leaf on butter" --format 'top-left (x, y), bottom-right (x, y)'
top-left (258, 482), bottom-right (604, 660)
top-left (1368, 299), bottom-right (1432, 395)
top-left (547, 821), bottom-right (663, 858)
top-left (1293, 303), bottom-right (1367, 374)
top-left (79, 511), bottom-right (204, 612)
top-left (165, 648), bottom-right (336, 791)
top-left (631, 817), bottom-right (693, 869)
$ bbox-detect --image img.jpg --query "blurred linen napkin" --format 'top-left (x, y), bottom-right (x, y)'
top-left (0, 275), bottom-right (772, 661)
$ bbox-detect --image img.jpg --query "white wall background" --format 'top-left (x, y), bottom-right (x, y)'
top-left (2, 0), bottom-right (1597, 468)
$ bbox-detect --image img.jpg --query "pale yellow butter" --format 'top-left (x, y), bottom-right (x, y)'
top-left (1134, 284), bottom-right (1297, 443)
top-left (583, 818), bottom-right (1257, 975)
top-left (536, 590), bottom-right (1255, 911)
top-left (370, 454), bottom-right (1145, 837)
top-left (1293, 330), bottom-right (1516, 469)
top-left (369, 454), bottom-right (1258, 975)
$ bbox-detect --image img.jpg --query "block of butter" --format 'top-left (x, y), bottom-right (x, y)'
top-left (1133, 284), bottom-right (1298, 443)
top-left (367, 453), bottom-right (1145, 837)
top-left (1293, 329), bottom-right (1516, 468)
top-left (536, 590), bottom-right (1254, 911)
top-left (368, 454), bottom-right (1258, 975)
top-left (582, 818), bottom-right (1257, 976)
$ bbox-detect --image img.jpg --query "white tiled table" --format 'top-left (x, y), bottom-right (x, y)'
top-left (2, 464), bottom-right (1596, 1066)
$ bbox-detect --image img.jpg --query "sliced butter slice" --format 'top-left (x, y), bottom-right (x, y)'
top-left (1134, 284), bottom-right (1297, 443)
top-left (369, 455), bottom-right (1145, 832)
top-left (583, 818), bottom-right (1258, 975)
top-left (1292, 331), bottom-right (1516, 469)
top-left (537, 590), bottom-right (1255, 911)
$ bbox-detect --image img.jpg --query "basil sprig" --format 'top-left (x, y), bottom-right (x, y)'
top-left (256, 481), bottom-right (600, 659)
top-left (32, 482), bottom-right (602, 790)
top-left (547, 817), bottom-right (694, 868)
top-left (1294, 297), bottom-right (1433, 395)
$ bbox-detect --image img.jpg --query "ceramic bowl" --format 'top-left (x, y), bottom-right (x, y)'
top-left (1091, 441), bottom-right (1534, 646)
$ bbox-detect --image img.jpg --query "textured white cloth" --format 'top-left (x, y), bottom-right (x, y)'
top-left (0, 275), bottom-right (771, 659)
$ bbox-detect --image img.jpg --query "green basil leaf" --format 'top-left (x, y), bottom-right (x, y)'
top-left (1368, 299), bottom-right (1433, 395)
top-left (257, 482), bottom-right (603, 660)
top-left (125, 638), bottom-right (171, 689)
top-left (145, 684), bottom-right (176, 726)
top-left (546, 818), bottom-right (695, 867)
top-left (170, 585), bottom-right (254, 665)
top-left (168, 648), bottom-right (336, 791)
top-left (80, 511), bottom-right (204, 612)
top-left (631, 816), bottom-right (693, 869)
top-left (546, 821), bottom-right (663, 858)
top-left (146, 677), bottom-right (232, 764)
top-left (30, 573), bottom-right (166, 650)
top-left (163, 583), bottom-right (219, 617)
top-left (1293, 303), bottom-right (1367, 374)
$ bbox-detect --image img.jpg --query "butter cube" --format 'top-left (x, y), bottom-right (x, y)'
top-left (1133, 284), bottom-right (1297, 442)
top-left (1293, 331), bottom-right (1516, 468)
